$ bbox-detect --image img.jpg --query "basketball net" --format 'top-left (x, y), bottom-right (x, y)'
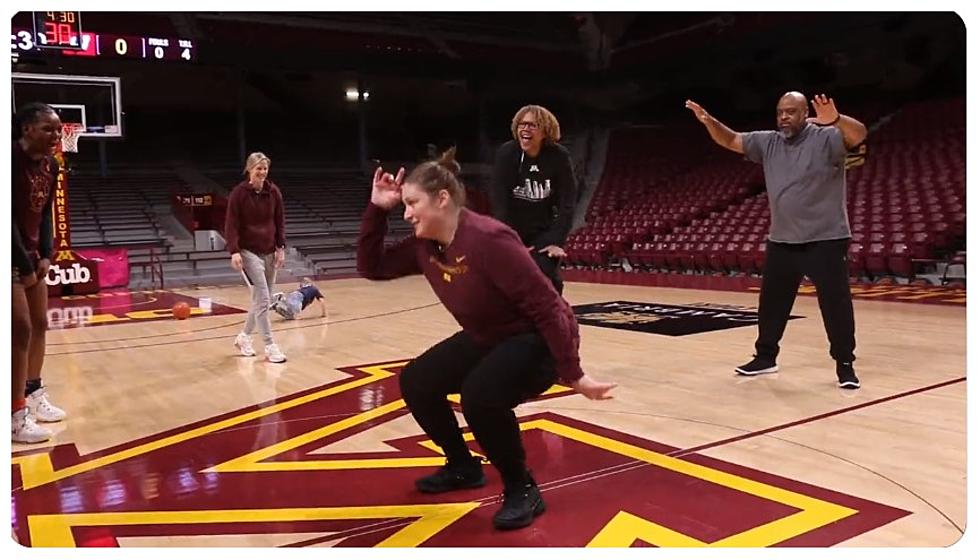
top-left (60, 123), bottom-right (83, 153)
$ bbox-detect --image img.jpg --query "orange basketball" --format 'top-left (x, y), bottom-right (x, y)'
top-left (172, 301), bottom-right (192, 320)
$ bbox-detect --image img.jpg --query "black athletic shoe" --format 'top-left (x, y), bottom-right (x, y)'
top-left (735, 356), bottom-right (779, 376)
top-left (836, 362), bottom-right (861, 389)
top-left (493, 476), bottom-right (546, 530)
top-left (414, 458), bottom-right (486, 494)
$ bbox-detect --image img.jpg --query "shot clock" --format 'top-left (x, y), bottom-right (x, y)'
top-left (33, 11), bottom-right (84, 49)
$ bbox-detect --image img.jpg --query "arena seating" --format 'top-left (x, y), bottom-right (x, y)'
top-left (564, 96), bottom-right (965, 282)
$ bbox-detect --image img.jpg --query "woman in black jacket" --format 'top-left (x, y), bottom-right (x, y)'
top-left (490, 105), bottom-right (577, 294)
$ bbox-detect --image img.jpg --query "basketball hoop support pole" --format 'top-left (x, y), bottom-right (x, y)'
top-left (51, 124), bottom-right (81, 264)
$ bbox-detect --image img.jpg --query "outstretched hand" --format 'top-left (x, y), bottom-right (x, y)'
top-left (571, 373), bottom-right (617, 400)
top-left (810, 94), bottom-right (840, 125)
top-left (371, 166), bottom-right (405, 210)
top-left (538, 245), bottom-right (567, 259)
top-left (685, 100), bottom-right (711, 124)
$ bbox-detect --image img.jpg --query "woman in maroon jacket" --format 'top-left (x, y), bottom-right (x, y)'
top-left (12, 102), bottom-right (68, 444)
top-left (224, 152), bottom-right (287, 363)
top-left (358, 149), bottom-right (615, 531)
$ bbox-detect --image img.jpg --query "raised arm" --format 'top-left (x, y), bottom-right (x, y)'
top-left (809, 94), bottom-right (868, 149)
top-left (685, 100), bottom-right (744, 154)
top-left (356, 167), bottom-right (422, 280)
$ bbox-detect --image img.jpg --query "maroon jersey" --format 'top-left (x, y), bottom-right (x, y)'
top-left (358, 203), bottom-right (584, 383)
top-left (12, 142), bottom-right (55, 273)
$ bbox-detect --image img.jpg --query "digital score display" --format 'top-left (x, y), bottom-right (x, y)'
top-left (12, 29), bottom-right (195, 62)
top-left (32, 11), bottom-right (84, 49)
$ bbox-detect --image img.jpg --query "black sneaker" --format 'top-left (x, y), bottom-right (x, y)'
top-left (414, 458), bottom-right (486, 494)
top-left (735, 356), bottom-right (779, 376)
top-left (492, 476), bottom-right (546, 530)
top-left (836, 362), bottom-right (861, 389)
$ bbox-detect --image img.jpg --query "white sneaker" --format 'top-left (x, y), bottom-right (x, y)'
top-left (12, 408), bottom-right (51, 444)
top-left (235, 332), bottom-right (256, 357)
top-left (265, 343), bottom-right (286, 363)
top-left (269, 292), bottom-right (285, 310)
top-left (26, 387), bottom-right (67, 422)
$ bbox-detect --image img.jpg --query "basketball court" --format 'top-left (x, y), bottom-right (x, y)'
top-left (11, 278), bottom-right (966, 547)
top-left (8, 12), bottom-right (968, 550)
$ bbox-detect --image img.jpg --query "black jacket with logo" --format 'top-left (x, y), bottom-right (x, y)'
top-left (490, 140), bottom-right (576, 248)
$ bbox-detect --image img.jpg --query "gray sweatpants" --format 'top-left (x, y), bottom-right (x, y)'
top-left (240, 249), bottom-right (277, 346)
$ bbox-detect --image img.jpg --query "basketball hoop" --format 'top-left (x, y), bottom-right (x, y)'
top-left (61, 123), bottom-right (83, 153)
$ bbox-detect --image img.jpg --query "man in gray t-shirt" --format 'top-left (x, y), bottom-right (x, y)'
top-left (686, 92), bottom-right (868, 389)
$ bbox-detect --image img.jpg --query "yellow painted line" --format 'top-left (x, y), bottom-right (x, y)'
top-left (213, 387), bottom-right (573, 473)
top-left (587, 505), bottom-right (852, 548)
top-left (207, 399), bottom-right (409, 472)
top-left (710, 506), bottom-right (852, 546)
top-left (83, 313), bottom-right (130, 325)
top-left (230, 457), bottom-right (450, 471)
top-left (521, 419), bottom-right (857, 547)
top-left (215, 396), bottom-right (498, 472)
top-left (588, 511), bottom-right (706, 547)
top-left (529, 419), bottom-right (852, 512)
top-left (851, 289), bottom-right (904, 298)
top-left (21, 366), bottom-right (859, 548)
top-left (11, 453), bottom-right (54, 481)
top-left (541, 384), bottom-right (574, 396)
top-left (28, 503), bottom-right (480, 547)
top-left (215, 412), bottom-right (856, 546)
top-left (15, 362), bottom-right (407, 490)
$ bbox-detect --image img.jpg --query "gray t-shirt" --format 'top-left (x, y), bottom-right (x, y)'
top-left (741, 123), bottom-right (851, 244)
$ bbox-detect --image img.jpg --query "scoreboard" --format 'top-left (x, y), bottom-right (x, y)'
top-left (13, 12), bottom-right (195, 63)
top-left (13, 28), bottom-right (195, 62)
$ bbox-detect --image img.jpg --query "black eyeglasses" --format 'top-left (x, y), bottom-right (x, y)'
top-left (517, 121), bottom-right (539, 130)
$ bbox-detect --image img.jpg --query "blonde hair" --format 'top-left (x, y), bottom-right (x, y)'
top-left (510, 105), bottom-right (561, 144)
top-left (405, 147), bottom-right (466, 207)
top-left (243, 152), bottom-right (271, 175)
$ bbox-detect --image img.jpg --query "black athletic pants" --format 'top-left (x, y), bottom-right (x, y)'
top-left (399, 330), bottom-right (557, 488)
top-left (755, 238), bottom-right (856, 364)
top-left (531, 251), bottom-right (564, 295)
